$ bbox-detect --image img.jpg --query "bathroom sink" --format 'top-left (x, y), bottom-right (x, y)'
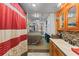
top-left (71, 48), bottom-right (79, 55)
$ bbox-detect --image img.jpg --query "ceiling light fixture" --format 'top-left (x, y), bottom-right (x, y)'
top-left (32, 4), bottom-right (36, 7)
top-left (32, 13), bottom-right (40, 17)
top-left (57, 3), bottom-right (62, 7)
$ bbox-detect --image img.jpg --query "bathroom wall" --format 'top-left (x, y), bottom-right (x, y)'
top-left (27, 13), bottom-right (57, 36)
top-left (46, 13), bottom-right (57, 36)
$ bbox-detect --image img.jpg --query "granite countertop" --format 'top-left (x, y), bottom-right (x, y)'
top-left (50, 38), bottom-right (79, 56)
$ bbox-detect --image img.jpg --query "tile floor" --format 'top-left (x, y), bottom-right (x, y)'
top-left (28, 37), bottom-right (49, 50)
top-left (28, 36), bottom-right (49, 56)
top-left (28, 52), bottom-right (49, 56)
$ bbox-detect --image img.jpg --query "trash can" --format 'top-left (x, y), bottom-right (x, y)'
top-left (45, 33), bottom-right (50, 43)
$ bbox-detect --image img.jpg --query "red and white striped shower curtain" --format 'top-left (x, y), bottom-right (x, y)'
top-left (0, 3), bottom-right (28, 56)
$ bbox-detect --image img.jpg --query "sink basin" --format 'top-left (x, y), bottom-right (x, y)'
top-left (71, 48), bottom-right (79, 55)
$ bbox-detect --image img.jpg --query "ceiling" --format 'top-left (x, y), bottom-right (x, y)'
top-left (20, 3), bottom-right (59, 21)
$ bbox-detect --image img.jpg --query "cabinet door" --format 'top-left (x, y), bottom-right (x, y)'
top-left (56, 47), bottom-right (65, 56)
top-left (52, 42), bottom-right (58, 56)
top-left (49, 41), bottom-right (58, 56)
top-left (49, 41), bottom-right (53, 56)
top-left (49, 40), bottom-right (65, 56)
top-left (67, 6), bottom-right (77, 30)
top-left (56, 13), bottom-right (65, 31)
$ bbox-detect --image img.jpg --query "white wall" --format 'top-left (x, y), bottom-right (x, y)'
top-left (46, 13), bottom-right (57, 36)
top-left (27, 13), bottom-right (57, 35)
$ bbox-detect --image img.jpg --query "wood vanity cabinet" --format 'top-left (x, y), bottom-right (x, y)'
top-left (56, 3), bottom-right (79, 31)
top-left (49, 40), bottom-right (65, 56)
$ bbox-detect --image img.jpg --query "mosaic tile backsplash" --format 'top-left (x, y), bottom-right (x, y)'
top-left (58, 31), bottom-right (79, 47)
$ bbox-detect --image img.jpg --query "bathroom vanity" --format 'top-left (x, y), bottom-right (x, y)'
top-left (49, 38), bottom-right (78, 56)
top-left (54, 3), bottom-right (79, 56)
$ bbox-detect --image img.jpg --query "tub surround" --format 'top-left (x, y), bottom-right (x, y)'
top-left (28, 32), bottom-right (42, 45)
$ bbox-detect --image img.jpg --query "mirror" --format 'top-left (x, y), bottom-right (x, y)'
top-left (68, 6), bottom-right (76, 27)
top-left (59, 14), bottom-right (64, 28)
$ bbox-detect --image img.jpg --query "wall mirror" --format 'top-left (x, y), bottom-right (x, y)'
top-left (67, 6), bottom-right (76, 27)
